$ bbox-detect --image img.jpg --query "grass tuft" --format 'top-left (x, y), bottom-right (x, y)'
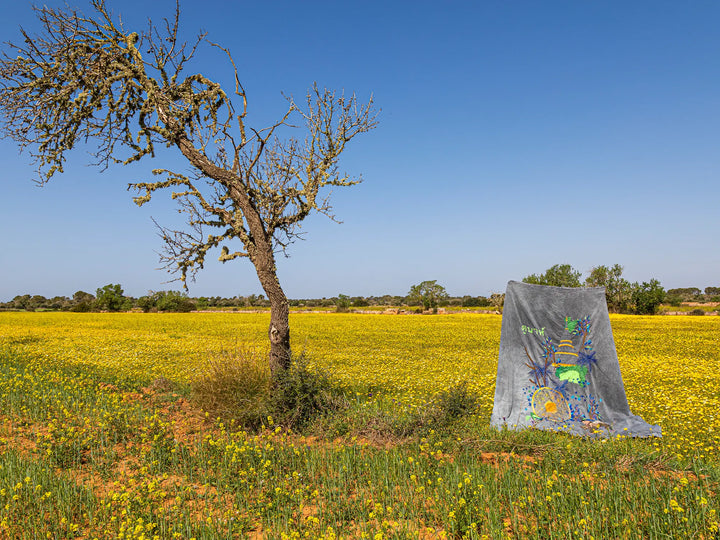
top-left (190, 346), bottom-right (271, 429)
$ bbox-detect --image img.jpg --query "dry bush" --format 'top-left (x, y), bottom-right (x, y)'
top-left (191, 346), bottom-right (271, 429)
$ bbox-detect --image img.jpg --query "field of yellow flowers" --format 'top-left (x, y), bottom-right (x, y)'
top-left (0, 312), bottom-right (718, 538)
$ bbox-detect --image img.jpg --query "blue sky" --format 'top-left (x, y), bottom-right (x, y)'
top-left (1, 0), bottom-right (718, 301)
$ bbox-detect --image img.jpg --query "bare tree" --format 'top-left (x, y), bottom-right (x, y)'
top-left (0, 1), bottom-right (377, 373)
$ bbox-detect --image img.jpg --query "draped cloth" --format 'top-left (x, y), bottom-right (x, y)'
top-left (490, 281), bottom-right (661, 438)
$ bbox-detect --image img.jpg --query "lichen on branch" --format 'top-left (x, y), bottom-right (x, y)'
top-left (1, 0), bottom-right (377, 369)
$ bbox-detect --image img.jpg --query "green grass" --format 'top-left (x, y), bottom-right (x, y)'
top-left (0, 314), bottom-right (719, 538)
top-left (0, 349), bottom-right (717, 538)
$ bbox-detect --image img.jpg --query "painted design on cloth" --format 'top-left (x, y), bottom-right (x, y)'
top-left (521, 316), bottom-right (604, 427)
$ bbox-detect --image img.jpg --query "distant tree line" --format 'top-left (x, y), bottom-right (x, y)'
top-left (664, 287), bottom-right (720, 305)
top-left (0, 290), bottom-right (494, 313)
top-left (521, 263), bottom-right (719, 315)
top-left (1, 282), bottom-right (500, 313)
top-left (2, 269), bottom-right (717, 314)
top-left (0, 284), bottom-right (200, 313)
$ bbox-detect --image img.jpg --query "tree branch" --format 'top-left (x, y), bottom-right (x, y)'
top-left (1, 0), bottom-right (377, 289)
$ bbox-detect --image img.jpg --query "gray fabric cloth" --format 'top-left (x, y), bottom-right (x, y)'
top-left (490, 280), bottom-right (661, 438)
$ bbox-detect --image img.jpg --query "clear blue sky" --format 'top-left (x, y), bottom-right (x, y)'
top-left (1, 0), bottom-right (718, 301)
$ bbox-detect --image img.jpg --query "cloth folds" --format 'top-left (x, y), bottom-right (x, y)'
top-left (490, 281), bottom-right (661, 438)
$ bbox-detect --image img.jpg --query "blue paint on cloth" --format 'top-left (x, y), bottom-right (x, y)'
top-left (491, 281), bottom-right (661, 438)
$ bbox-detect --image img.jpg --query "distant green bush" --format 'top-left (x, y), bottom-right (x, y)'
top-left (156, 291), bottom-right (196, 312)
top-left (95, 284), bottom-right (129, 312)
top-left (137, 291), bottom-right (196, 312)
top-left (461, 296), bottom-right (491, 308)
top-left (335, 294), bottom-right (350, 313)
top-left (632, 279), bottom-right (665, 315)
top-left (523, 264), bottom-right (581, 288)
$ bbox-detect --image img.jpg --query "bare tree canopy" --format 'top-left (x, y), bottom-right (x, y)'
top-left (0, 0), bottom-right (378, 371)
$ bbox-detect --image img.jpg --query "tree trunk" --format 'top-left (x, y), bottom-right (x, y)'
top-left (268, 294), bottom-right (291, 374)
top-left (253, 247), bottom-right (291, 375)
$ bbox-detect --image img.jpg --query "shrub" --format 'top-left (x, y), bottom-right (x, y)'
top-left (406, 280), bottom-right (449, 310)
top-left (138, 291), bottom-right (196, 312)
top-left (136, 295), bottom-right (157, 312)
top-left (632, 279), bottom-right (665, 315)
top-left (190, 346), bottom-right (271, 429)
top-left (489, 293), bottom-right (505, 311)
top-left (69, 300), bottom-right (93, 312)
top-left (68, 291), bottom-right (95, 312)
top-left (426, 381), bottom-right (478, 427)
top-left (156, 291), bottom-right (196, 312)
top-left (523, 264), bottom-right (581, 287)
top-left (689, 308), bottom-right (706, 316)
top-left (461, 296), bottom-right (490, 308)
top-left (269, 353), bottom-right (346, 430)
top-left (335, 294), bottom-right (350, 313)
top-left (95, 284), bottom-right (127, 312)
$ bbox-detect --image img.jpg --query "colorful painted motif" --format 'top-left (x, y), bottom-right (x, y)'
top-left (522, 316), bottom-right (603, 424)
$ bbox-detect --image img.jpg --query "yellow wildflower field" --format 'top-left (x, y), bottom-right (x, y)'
top-left (0, 312), bottom-right (718, 461)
